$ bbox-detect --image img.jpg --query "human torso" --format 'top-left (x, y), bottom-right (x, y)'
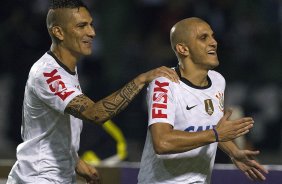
top-left (9, 51), bottom-right (83, 183)
top-left (138, 68), bottom-right (225, 184)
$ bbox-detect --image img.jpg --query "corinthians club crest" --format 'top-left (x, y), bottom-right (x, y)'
top-left (204, 99), bottom-right (214, 115)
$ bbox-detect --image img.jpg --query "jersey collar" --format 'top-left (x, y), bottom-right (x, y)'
top-left (175, 65), bottom-right (212, 89)
top-left (47, 51), bottom-right (76, 75)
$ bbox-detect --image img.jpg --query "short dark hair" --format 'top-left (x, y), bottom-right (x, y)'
top-left (49, 0), bottom-right (87, 9)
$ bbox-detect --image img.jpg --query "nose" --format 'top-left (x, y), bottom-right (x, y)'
top-left (88, 25), bottom-right (96, 38)
top-left (210, 37), bottom-right (217, 48)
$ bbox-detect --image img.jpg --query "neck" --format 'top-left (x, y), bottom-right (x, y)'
top-left (179, 61), bottom-right (209, 87)
top-left (50, 44), bottom-right (79, 72)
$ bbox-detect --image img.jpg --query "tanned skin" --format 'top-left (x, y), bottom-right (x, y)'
top-left (47, 7), bottom-right (179, 125)
top-left (46, 5), bottom-right (179, 184)
top-left (65, 80), bottom-right (141, 124)
top-left (149, 17), bottom-right (268, 181)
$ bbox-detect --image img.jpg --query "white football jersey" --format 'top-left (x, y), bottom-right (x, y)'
top-left (8, 51), bottom-right (83, 184)
top-left (138, 67), bottom-right (225, 184)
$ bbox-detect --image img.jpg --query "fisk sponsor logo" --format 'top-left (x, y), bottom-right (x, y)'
top-left (43, 69), bottom-right (75, 101)
top-left (152, 80), bottom-right (169, 119)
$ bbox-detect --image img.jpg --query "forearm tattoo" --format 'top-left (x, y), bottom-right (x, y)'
top-left (65, 80), bottom-right (142, 123)
top-left (102, 80), bottom-right (141, 117)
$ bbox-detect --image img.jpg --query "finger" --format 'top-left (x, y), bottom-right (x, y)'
top-left (159, 66), bottom-right (179, 83)
top-left (235, 117), bottom-right (254, 125)
top-left (244, 171), bottom-right (253, 181)
top-left (247, 169), bottom-right (258, 181)
top-left (91, 173), bottom-right (102, 184)
top-left (90, 173), bottom-right (99, 180)
top-left (236, 120), bottom-right (254, 130)
top-left (222, 109), bottom-right (232, 121)
top-left (155, 71), bottom-right (177, 83)
top-left (236, 129), bottom-right (250, 138)
top-left (251, 168), bottom-right (266, 181)
top-left (251, 160), bottom-right (269, 174)
top-left (236, 124), bottom-right (254, 135)
top-left (172, 70), bottom-right (180, 83)
top-left (243, 150), bottom-right (259, 157)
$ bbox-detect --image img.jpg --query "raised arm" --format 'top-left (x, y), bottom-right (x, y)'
top-left (65, 66), bottom-right (179, 124)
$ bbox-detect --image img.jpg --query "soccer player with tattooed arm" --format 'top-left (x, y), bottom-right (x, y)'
top-left (137, 17), bottom-right (268, 184)
top-left (6, 0), bottom-right (179, 184)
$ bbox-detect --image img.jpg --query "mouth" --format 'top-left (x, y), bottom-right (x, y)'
top-left (207, 50), bottom-right (217, 56)
top-left (82, 40), bottom-right (93, 47)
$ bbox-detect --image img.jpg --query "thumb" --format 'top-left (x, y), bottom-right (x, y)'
top-left (90, 173), bottom-right (99, 180)
top-left (222, 108), bottom-right (232, 121)
top-left (245, 150), bottom-right (260, 156)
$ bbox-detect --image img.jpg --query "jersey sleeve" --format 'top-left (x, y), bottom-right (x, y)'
top-left (33, 67), bottom-right (83, 114)
top-left (146, 77), bottom-right (176, 127)
top-left (209, 70), bottom-right (226, 90)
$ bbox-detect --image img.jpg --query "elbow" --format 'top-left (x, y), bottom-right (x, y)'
top-left (153, 140), bottom-right (172, 155)
top-left (89, 117), bottom-right (107, 125)
top-left (84, 104), bottom-right (108, 125)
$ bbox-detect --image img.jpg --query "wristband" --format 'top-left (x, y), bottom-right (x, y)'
top-left (212, 128), bottom-right (219, 142)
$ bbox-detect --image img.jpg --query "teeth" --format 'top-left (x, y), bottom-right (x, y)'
top-left (208, 51), bottom-right (216, 54)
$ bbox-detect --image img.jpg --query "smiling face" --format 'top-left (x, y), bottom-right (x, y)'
top-left (171, 18), bottom-right (219, 70)
top-left (187, 21), bottom-right (218, 70)
top-left (61, 7), bottom-right (95, 57)
top-left (48, 7), bottom-right (96, 58)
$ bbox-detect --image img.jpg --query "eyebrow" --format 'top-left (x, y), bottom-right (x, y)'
top-left (197, 31), bottom-right (215, 38)
top-left (76, 20), bottom-right (93, 26)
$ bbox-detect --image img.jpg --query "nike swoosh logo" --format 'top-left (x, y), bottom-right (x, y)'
top-left (186, 105), bottom-right (197, 110)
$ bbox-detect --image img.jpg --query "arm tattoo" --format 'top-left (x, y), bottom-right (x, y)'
top-left (65, 94), bottom-right (92, 121)
top-left (102, 80), bottom-right (141, 117)
top-left (65, 80), bottom-right (142, 124)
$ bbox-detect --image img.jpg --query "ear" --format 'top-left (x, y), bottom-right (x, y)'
top-left (51, 26), bottom-right (64, 41)
top-left (175, 43), bottom-right (189, 56)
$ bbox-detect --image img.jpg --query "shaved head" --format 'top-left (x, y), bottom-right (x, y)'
top-left (170, 17), bottom-right (207, 53)
top-left (46, 0), bottom-right (89, 42)
top-left (46, 9), bottom-right (74, 42)
top-left (46, 8), bottom-right (70, 30)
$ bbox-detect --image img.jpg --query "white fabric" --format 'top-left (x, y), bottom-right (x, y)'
top-left (138, 70), bottom-right (225, 184)
top-left (7, 52), bottom-right (83, 183)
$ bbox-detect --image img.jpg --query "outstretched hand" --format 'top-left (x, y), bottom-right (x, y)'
top-left (76, 159), bottom-right (101, 184)
top-left (231, 149), bottom-right (268, 181)
top-left (137, 66), bottom-right (179, 85)
top-left (216, 109), bottom-right (254, 142)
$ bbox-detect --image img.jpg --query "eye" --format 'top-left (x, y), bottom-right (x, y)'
top-left (200, 35), bottom-right (207, 40)
top-left (77, 23), bottom-right (87, 28)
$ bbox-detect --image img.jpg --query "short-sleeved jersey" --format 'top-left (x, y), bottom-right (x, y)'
top-left (8, 51), bottom-right (83, 183)
top-left (138, 67), bottom-right (225, 184)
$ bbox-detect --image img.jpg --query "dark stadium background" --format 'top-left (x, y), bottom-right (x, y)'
top-left (0, 0), bottom-right (281, 166)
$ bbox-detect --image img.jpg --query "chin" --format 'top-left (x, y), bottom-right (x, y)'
top-left (208, 61), bottom-right (219, 70)
top-left (83, 50), bottom-right (93, 56)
